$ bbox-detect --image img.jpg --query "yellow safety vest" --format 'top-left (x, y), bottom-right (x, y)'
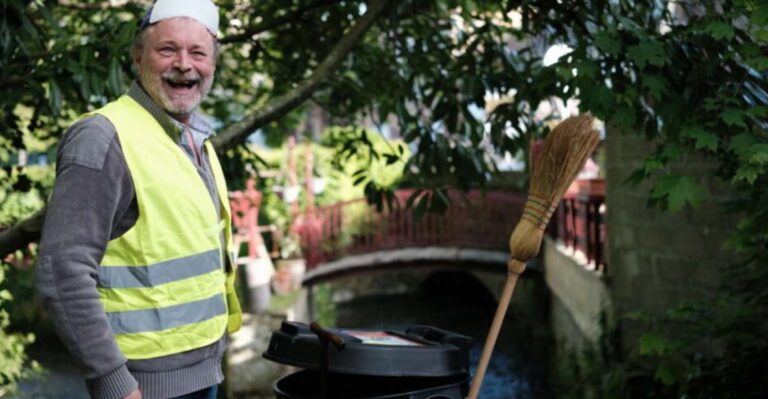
top-left (92, 95), bottom-right (242, 360)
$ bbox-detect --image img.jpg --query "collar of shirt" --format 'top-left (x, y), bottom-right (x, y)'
top-left (127, 81), bottom-right (214, 143)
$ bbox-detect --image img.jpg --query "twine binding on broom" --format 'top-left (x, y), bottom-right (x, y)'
top-left (521, 192), bottom-right (558, 230)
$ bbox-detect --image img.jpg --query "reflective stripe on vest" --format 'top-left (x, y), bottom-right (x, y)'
top-left (98, 249), bottom-right (220, 289)
top-left (108, 294), bottom-right (226, 334)
top-left (92, 95), bottom-right (241, 360)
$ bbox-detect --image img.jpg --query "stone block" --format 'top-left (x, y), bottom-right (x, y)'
top-left (609, 224), bottom-right (637, 250)
top-left (663, 223), bottom-right (734, 263)
top-left (609, 250), bottom-right (639, 275)
top-left (634, 228), bottom-right (673, 256)
top-left (655, 256), bottom-right (699, 285)
top-left (607, 194), bottom-right (656, 222)
top-left (635, 283), bottom-right (684, 313)
top-left (689, 261), bottom-right (722, 290)
top-left (608, 253), bottom-right (653, 301)
top-left (614, 135), bottom-right (656, 160)
top-left (688, 201), bottom-right (741, 232)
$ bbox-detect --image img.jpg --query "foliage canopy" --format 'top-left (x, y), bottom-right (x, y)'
top-left (0, 0), bottom-right (767, 396)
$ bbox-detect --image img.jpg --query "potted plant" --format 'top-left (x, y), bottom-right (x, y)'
top-left (272, 232), bottom-right (306, 294)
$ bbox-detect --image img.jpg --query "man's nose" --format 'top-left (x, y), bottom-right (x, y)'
top-left (173, 51), bottom-right (192, 71)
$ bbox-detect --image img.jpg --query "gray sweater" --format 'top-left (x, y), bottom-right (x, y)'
top-left (36, 82), bottom-right (229, 399)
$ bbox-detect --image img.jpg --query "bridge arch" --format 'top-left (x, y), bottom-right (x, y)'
top-left (294, 189), bottom-right (527, 283)
top-left (302, 246), bottom-right (508, 285)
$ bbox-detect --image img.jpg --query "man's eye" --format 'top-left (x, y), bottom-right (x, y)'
top-left (158, 47), bottom-right (175, 54)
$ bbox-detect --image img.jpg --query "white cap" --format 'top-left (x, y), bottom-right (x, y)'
top-left (142, 0), bottom-right (219, 37)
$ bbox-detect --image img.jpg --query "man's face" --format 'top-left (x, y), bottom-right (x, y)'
top-left (133, 17), bottom-right (216, 122)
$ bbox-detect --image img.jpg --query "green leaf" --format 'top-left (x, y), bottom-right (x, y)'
top-left (384, 154), bottom-right (400, 165)
top-left (754, 2), bottom-right (768, 26)
top-left (580, 85), bottom-right (614, 118)
top-left (624, 310), bottom-right (651, 323)
top-left (642, 75), bottom-right (668, 100)
top-left (353, 175), bottom-right (368, 186)
top-left (617, 17), bottom-right (643, 37)
top-left (755, 28), bottom-right (768, 43)
top-left (748, 106), bottom-right (768, 118)
top-left (555, 66), bottom-right (574, 81)
top-left (574, 60), bottom-right (599, 79)
top-left (745, 56), bottom-right (768, 71)
top-left (706, 21), bottom-right (735, 40)
top-left (48, 78), bottom-right (62, 115)
top-left (594, 30), bottom-right (620, 55)
top-left (721, 109), bottom-right (747, 127)
top-left (733, 164), bottom-right (762, 185)
top-left (612, 106), bottom-right (636, 130)
top-left (643, 158), bottom-right (664, 174)
top-left (651, 175), bottom-right (706, 212)
top-left (748, 144), bottom-right (768, 164)
top-left (19, 9), bottom-right (38, 39)
top-left (682, 127), bottom-right (719, 152)
top-left (638, 332), bottom-right (669, 356)
top-left (624, 168), bottom-right (647, 186)
top-left (729, 133), bottom-right (756, 159)
top-left (703, 97), bottom-right (720, 112)
top-left (627, 40), bottom-right (667, 69)
top-left (655, 361), bottom-right (677, 386)
top-left (107, 57), bottom-right (123, 96)
top-left (660, 143), bottom-right (682, 161)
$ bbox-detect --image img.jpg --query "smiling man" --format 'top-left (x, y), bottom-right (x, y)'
top-left (35, 1), bottom-right (241, 399)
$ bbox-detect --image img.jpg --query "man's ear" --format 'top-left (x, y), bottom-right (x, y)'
top-left (131, 46), bottom-right (142, 70)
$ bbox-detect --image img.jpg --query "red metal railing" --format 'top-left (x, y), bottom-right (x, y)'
top-left (228, 181), bottom-right (606, 273)
top-left (292, 190), bottom-right (527, 270)
top-left (551, 179), bottom-right (607, 271)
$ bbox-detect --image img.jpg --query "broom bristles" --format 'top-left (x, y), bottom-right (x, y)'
top-left (509, 114), bottom-right (599, 265)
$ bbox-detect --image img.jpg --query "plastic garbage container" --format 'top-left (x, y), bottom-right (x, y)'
top-left (263, 321), bottom-right (473, 399)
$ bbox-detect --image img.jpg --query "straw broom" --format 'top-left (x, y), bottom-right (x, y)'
top-left (467, 114), bottom-right (599, 398)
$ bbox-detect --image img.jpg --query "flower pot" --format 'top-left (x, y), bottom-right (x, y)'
top-left (273, 258), bottom-right (306, 293)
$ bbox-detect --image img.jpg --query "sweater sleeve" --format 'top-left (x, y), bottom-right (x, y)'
top-left (35, 115), bottom-right (138, 399)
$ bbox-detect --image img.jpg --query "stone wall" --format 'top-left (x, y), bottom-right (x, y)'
top-left (604, 129), bottom-right (739, 349)
top-left (543, 238), bottom-right (612, 353)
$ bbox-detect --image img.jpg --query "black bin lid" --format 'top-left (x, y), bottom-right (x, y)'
top-left (263, 321), bottom-right (473, 377)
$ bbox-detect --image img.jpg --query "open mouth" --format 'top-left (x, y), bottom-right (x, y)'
top-left (164, 78), bottom-right (199, 90)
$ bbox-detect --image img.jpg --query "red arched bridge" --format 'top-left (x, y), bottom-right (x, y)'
top-left (291, 190), bottom-right (527, 283)
top-left (227, 186), bottom-right (606, 287)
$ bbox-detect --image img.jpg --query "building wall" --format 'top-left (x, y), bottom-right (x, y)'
top-left (604, 129), bottom-right (738, 349)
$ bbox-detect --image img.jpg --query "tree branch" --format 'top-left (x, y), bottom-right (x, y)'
top-left (0, 76), bottom-right (30, 90)
top-left (55, 0), bottom-right (151, 10)
top-left (0, 209), bottom-right (45, 258)
top-left (211, 0), bottom-right (390, 151)
top-left (220, 0), bottom-right (344, 45)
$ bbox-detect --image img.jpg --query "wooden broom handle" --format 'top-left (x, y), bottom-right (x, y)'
top-left (466, 258), bottom-right (526, 399)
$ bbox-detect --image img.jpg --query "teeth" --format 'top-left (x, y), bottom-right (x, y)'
top-left (165, 79), bottom-right (197, 88)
